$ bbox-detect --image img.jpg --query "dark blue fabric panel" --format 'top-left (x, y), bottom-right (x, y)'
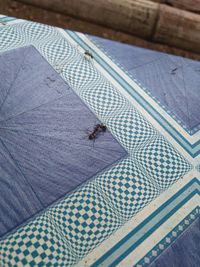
top-left (90, 36), bottom-right (200, 133)
top-left (0, 46), bottom-right (127, 238)
top-left (0, 46), bottom-right (66, 122)
top-left (150, 218), bottom-right (200, 267)
top-left (0, 140), bottom-right (43, 237)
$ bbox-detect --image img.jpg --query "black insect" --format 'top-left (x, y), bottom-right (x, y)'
top-left (88, 124), bottom-right (107, 140)
top-left (84, 50), bottom-right (94, 61)
top-left (95, 124), bottom-right (107, 132)
top-left (171, 67), bottom-right (178, 75)
top-left (88, 132), bottom-right (97, 140)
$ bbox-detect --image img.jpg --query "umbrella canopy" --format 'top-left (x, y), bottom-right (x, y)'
top-left (0, 16), bottom-right (198, 267)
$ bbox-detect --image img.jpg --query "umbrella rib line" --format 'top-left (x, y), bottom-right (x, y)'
top-left (0, 95), bottom-right (65, 124)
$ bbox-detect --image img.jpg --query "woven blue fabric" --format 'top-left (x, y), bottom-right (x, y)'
top-left (90, 36), bottom-right (200, 134)
top-left (0, 45), bottom-right (127, 237)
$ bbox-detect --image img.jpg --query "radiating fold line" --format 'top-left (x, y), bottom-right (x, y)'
top-left (0, 95), bottom-right (65, 123)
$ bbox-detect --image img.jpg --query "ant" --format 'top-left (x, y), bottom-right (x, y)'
top-left (84, 50), bottom-right (94, 61)
top-left (171, 67), bottom-right (178, 75)
top-left (88, 123), bottom-right (107, 140)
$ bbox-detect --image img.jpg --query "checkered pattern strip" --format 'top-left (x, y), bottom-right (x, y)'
top-left (135, 136), bottom-right (192, 190)
top-left (95, 158), bottom-right (160, 220)
top-left (0, 25), bottom-right (24, 51)
top-left (47, 182), bottom-right (123, 258)
top-left (107, 108), bottom-right (158, 153)
top-left (0, 214), bottom-right (76, 267)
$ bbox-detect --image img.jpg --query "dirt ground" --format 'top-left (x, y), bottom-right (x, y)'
top-left (1, 0), bottom-right (200, 61)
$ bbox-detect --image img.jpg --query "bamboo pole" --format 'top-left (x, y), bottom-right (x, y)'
top-left (2, 0), bottom-right (200, 54)
top-left (155, 4), bottom-right (200, 53)
top-left (150, 0), bottom-right (200, 13)
top-left (16, 0), bottom-right (200, 53)
top-left (17, 0), bottom-right (159, 39)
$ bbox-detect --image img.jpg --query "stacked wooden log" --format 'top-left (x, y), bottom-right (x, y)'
top-left (151, 0), bottom-right (200, 13)
top-left (2, 0), bottom-right (200, 55)
top-left (16, 0), bottom-right (200, 54)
